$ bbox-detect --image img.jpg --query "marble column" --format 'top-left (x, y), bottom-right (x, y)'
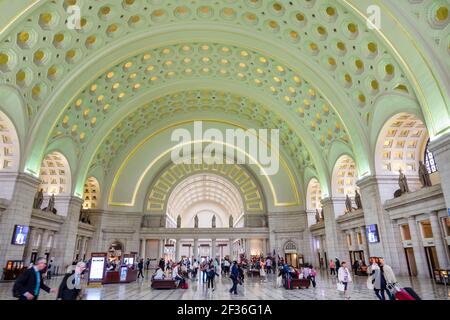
top-left (211, 239), bottom-right (217, 259)
top-left (429, 211), bottom-right (449, 269)
top-left (357, 176), bottom-right (402, 272)
top-left (38, 229), bottom-right (50, 257)
top-left (52, 196), bottom-right (83, 272)
top-left (321, 198), bottom-right (347, 261)
top-left (244, 238), bottom-right (250, 258)
top-left (429, 132), bottom-right (450, 208)
top-left (407, 216), bottom-right (429, 277)
top-left (23, 227), bottom-right (37, 264)
top-left (228, 239), bottom-right (233, 260)
top-left (159, 239), bottom-right (165, 259)
top-left (140, 238), bottom-right (146, 260)
top-left (193, 238), bottom-right (199, 260)
top-left (0, 173), bottom-right (40, 276)
top-left (359, 226), bottom-right (369, 264)
top-left (175, 239), bottom-right (181, 262)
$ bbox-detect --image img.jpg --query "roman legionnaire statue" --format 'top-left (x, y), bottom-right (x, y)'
top-left (418, 161), bottom-right (432, 188)
top-left (194, 214), bottom-right (199, 228)
top-left (177, 215), bottom-right (181, 228)
top-left (315, 209), bottom-right (321, 223)
top-left (33, 189), bottom-right (44, 209)
top-left (354, 190), bottom-right (363, 209)
top-left (229, 214), bottom-right (233, 228)
top-left (398, 169), bottom-right (410, 194)
top-left (45, 193), bottom-right (55, 213)
top-left (212, 215), bottom-right (216, 228)
top-left (345, 194), bottom-right (353, 213)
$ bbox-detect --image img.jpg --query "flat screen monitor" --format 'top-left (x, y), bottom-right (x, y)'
top-left (89, 256), bottom-right (106, 282)
top-left (366, 224), bottom-right (380, 243)
top-left (11, 225), bottom-right (29, 245)
top-left (120, 266), bottom-right (128, 281)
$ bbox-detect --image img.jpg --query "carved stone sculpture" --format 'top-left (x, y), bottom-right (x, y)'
top-left (229, 215), bottom-right (233, 228)
top-left (45, 194), bottom-right (55, 213)
top-left (194, 214), bottom-right (199, 228)
top-left (176, 215), bottom-right (181, 228)
top-left (398, 169), bottom-right (410, 194)
top-left (212, 215), bottom-right (216, 228)
top-left (418, 161), bottom-right (432, 188)
top-left (354, 190), bottom-right (363, 209)
top-left (345, 194), bottom-right (353, 213)
top-left (33, 189), bottom-right (44, 209)
top-left (315, 209), bottom-right (321, 223)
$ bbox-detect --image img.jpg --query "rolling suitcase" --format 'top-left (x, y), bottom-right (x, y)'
top-left (403, 287), bottom-right (421, 300)
top-left (395, 289), bottom-right (415, 300)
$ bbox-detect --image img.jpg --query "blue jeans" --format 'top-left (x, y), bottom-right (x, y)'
top-left (202, 271), bottom-right (207, 282)
top-left (230, 279), bottom-right (238, 294)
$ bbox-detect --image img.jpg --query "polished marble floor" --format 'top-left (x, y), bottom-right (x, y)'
top-left (1, 270), bottom-right (448, 300)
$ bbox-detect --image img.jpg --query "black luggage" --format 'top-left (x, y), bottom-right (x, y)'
top-left (403, 287), bottom-right (421, 300)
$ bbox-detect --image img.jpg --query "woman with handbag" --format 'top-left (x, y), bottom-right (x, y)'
top-left (337, 261), bottom-right (352, 300)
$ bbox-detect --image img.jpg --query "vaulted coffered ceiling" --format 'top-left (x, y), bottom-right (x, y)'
top-left (0, 0), bottom-right (448, 204)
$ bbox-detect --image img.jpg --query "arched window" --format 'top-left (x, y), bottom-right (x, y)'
top-left (424, 139), bottom-right (438, 174)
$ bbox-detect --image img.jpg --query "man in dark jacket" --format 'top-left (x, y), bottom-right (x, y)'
top-left (137, 259), bottom-right (144, 278)
top-left (229, 261), bottom-right (239, 295)
top-left (13, 257), bottom-right (56, 300)
top-left (57, 262), bottom-right (86, 300)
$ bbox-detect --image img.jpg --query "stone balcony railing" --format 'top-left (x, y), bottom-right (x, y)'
top-left (384, 184), bottom-right (445, 220)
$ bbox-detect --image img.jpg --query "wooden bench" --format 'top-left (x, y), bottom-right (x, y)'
top-left (289, 278), bottom-right (310, 289)
top-left (151, 279), bottom-right (177, 289)
top-left (247, 269), bottom-right (260, 277)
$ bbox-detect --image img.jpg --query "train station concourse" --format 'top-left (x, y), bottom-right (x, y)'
top-left (0, 0), bottom-right (449, 302)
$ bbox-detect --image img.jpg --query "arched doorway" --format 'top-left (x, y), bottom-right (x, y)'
top-left (284, 241), bottom-right (303, 268)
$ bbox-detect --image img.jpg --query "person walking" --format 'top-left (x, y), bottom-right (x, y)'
top-left (207, 260), bottom-right (217, 291)
top-left (145, 258), bottom-right (150, 271)
top-left (338, 261), bottom-right (352, 300)
top-left (13, 257), bottom-right (56, 300)
top-left (309, 265), bottom-right (317, 288)
top-left (229, 261), bottom-right (239, 295)
top-left (137, 259), bottom-right (145, 279)
top-left (57, 262), bottom-right (86, 300)
top-left (371, 258), bottom-right (396, 300)
top-left (329, 259), bottom-right (336, 275)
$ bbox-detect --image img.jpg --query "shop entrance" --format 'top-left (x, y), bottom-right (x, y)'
top-left (285, 253), bottom-right (298, 268)
top-left (349, 250), bottom-right (365, 266)
top-left (424, 246), bottom-right (439, 278)
top-left (404, 247), bottom-right (417, 276)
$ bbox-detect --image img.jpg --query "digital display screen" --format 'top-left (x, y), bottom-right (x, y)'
top-left (120, 266), bottom-right (128, 281)
top-left (11, 225), bottom-right (29, 245)
top-left (89, 256), bottom-right (106, 281)
top-left (124, 257), bottom-right (134, 265)
top-left (366, 224), bottom-right (380, 243)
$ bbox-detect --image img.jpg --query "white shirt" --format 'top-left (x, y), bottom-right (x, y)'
top-left (172, 266), bottom-right (179, 279)
top-left (154, 268), bottom-right (165, 280)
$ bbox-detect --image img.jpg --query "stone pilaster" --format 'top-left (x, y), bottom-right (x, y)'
top-left (37, 229), bottom-right (50, 257)
top-left (175, 239), bottom-right (180, 262)
top-left (0, 173), bottom-right (40, 277)
top-left (357, 176), bottom-right (402, 272)
top-left (193, 238), bottom-right (199, 260)
top-left (429, 211), bottom-right (449, 269)
top-left (321, 198), bottom-right (346, 262)
top-left (159, 239), bottom-right (165, 259)
top-left (22, 226), bottom-right (37, 264)
top-left (211, 238), bottom-right (217, 259)
top-left (407, 216), bottom-right (429, 277)
top-left (52, 196), bottom-right (83, 272)
top-left (139, 238), bottom-right (146, 259)
top-left (429, 132), bottom-right (450, 208)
